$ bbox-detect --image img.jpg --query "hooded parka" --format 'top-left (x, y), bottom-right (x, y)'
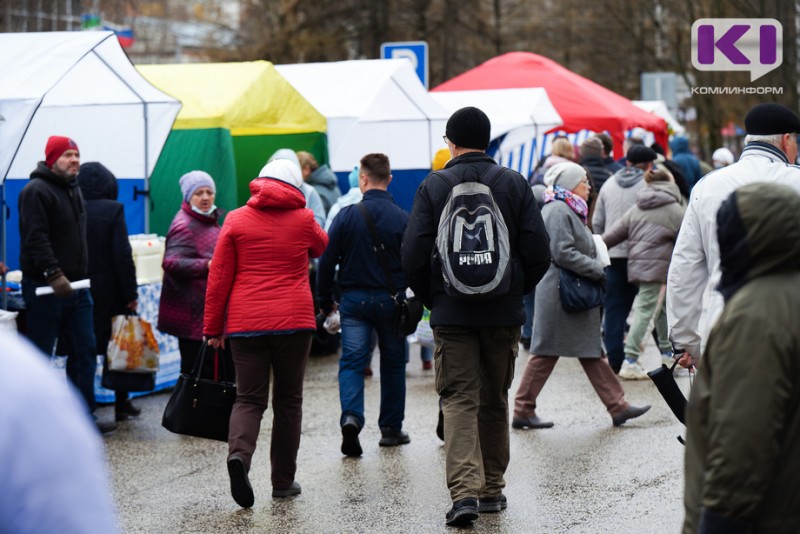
top-left (602, 181), bottom-right (685, 283)
top-left (204, 178), bottom-right (328, 337)
top-left (77, 162), bottom-right (138, 355)
top-left (684, 183), bottom-right (800, 534)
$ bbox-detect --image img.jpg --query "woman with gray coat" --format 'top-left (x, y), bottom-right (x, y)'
top-left (512, 162), bottom-right (650, 429)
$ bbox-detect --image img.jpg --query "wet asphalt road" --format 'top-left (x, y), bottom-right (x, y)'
top-left (101, 339), bottom-right (689, 533)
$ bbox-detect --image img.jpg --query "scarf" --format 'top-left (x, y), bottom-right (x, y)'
top-left (543, 185), bottom-right (588, 224)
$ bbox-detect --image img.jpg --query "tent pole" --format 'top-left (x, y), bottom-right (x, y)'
top-left (1, 180), bottom-right (6, 310)
top-left (144, 102), bottom-right (150, 233)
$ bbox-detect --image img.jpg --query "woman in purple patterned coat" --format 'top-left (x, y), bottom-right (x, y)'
top-left (158, 171), bottom-right (230, 378)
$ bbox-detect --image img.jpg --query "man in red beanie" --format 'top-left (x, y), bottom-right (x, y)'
top-left (18, 136), bottom-right (116, 434)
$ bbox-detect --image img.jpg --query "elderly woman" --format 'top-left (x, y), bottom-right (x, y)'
top-left (512, 162), bottom-right (650, 429)
top-left (158, 171), bottom-right (226, 378)
top-left (204, 160), bottom-right (328, 508)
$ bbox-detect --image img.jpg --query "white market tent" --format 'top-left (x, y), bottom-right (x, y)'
top-left (429, 88), bottom-right (563, 159)
top-left (276, 59), bottom-right (450, 210)
top-left (633, 100), bottom-right (685, 135)
top-left (0, 31), bottom-right (180, 270)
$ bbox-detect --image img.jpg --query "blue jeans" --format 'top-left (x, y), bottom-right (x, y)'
top-left (23, 280), bottom-right (97, 412)
top-left (420, 345), bottom-right (433, 362)
top-left (522, 289), bottom-right (535, 339)
top-left (602, 259), bottom-right (638, 373)
top-left (339, 289), bottom-right (407, 430)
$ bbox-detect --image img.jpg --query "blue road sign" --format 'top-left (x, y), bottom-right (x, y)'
top-left (380, 41), bottom-right (429, 89)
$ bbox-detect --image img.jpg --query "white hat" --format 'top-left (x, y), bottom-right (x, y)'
top-left (259, 159), bottom-right (303, 189)
top-left (712, 147), bottom-right (735, 166)
top-left (268, 148), bottom-right (301, 169)
top-left (543, 161), bottom-right (586, 190)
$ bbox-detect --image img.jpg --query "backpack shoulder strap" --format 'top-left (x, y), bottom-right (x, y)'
top-left (434, 165), bottom-right (506, 188)
top-left (480, 164), bottom-right (506, 188)
top-left (433, 168), bottom-right (459, 188)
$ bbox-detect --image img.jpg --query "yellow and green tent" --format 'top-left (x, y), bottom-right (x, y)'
top-left (138, 61), bottom-right (327, 235)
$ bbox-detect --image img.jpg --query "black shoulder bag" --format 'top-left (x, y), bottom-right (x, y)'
top-left (356, 202), bottom-right (423, 337)
top-left (557, 264), bottom-right (605, 313)
top-left (162, 341), bottom-right (236, 442)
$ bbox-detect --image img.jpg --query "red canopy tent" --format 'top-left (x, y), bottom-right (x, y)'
top-left (433, 52), bottom-right (668, 161)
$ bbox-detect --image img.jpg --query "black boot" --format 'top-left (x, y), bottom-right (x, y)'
top-left (115, 397), bottom-right (142, 421)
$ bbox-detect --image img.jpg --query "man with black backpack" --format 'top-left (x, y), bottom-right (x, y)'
top-left (402, 107), bottom-right (551, 527)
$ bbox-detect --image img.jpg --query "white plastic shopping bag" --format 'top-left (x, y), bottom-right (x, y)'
top-left (107, 315), bottom-right (160, 372)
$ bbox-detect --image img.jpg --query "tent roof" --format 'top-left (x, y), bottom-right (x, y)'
top-left (276, 59), bottom-right (450, 172)
top-left (1, 31), bottom-right (180, 181)
top-left (276, 59), bottom-right (449, 123)
top-left (137, 61), bottom-right (326, 135)
top-left (433, 52), bottom-right (667, 154)
top-left (430, 88), bottom-right (562, 153)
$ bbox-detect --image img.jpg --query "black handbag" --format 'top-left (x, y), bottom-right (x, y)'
top-left (356, 202), bottom-right (424, 336)
top-left (558, 267), bottom-right (605, 313)
top-left (161, 341), bottom-right (236, 442)
top-left (392, 295), bottom-right (425, 337)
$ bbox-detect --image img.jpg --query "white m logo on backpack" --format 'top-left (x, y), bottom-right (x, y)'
top-left (435, 166), bottom-right (512, 300)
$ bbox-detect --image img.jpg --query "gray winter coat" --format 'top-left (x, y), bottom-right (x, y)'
top-left (602, 182), bottom-right (685, 283)
top-left (532, 200), bottom-right (605, 358)
top-left (591, 167), bottom-right (646, 258)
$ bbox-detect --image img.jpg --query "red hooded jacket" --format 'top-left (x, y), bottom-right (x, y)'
top-left (204, 178), bottom-right (328, 337)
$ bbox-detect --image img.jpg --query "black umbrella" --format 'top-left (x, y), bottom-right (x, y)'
top-left (647, 360), bottom-right (688, 426)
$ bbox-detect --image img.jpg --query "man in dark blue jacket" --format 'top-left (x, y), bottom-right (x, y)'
top-left (317, 153), bottom-right (410, 458)
top-left (402, 107), bottom-right (550, 527)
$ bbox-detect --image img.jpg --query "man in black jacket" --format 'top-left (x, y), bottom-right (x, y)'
top-left (19, 136), bottom-right (110, 432)
top-left (402, 107), bottom-right (551, 527)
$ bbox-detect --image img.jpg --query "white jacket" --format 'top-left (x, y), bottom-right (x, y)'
top-left (667, 142), bottom-right (800, 357)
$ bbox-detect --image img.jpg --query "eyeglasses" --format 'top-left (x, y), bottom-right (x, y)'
top-left (442, 135), bottom-right (449, 144)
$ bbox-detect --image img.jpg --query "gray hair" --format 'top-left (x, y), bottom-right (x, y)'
top-left (745, 133), bottom-right (784, 147)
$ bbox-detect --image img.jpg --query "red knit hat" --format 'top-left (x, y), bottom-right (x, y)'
top-left (45, 136), bottom-right (79, 168)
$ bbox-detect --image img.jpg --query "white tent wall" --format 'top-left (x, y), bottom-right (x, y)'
top-left (276, 59), bottom-right (449, 211)
top-left (0, 32), bottom-right (180, 271)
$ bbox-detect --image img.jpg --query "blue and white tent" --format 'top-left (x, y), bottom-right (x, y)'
top-left (0, 31), bottom-right (180, 270)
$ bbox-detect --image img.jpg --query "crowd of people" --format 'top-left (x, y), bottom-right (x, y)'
top-left (7, 101), bottom-right (800, 532)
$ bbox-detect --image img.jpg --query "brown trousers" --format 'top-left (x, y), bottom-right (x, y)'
top-left (514, 354), bottom-right (628, 419)
top-left (227, 332), bottom-right (311, 490)
top-left (433, 325), bottom-right (519, 502)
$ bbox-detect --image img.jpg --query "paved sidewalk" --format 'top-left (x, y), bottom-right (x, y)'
top-left (102, 340), bottom-right (689, 533)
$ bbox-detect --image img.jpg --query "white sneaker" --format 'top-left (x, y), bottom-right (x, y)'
top-left (619, 360), bottom-right (648, 380)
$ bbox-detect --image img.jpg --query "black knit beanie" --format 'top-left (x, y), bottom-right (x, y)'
top-left (445, 106), bottom-right (491, 150)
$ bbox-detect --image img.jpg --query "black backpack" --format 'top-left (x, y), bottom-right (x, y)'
top-left (434, 165), bottom-right (512, 300)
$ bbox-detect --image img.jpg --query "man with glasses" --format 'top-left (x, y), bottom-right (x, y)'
top-left (668, 102), bottom-right (800, 370)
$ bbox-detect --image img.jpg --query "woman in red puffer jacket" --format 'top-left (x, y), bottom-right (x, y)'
top-left (205, 159), bottom-right (328, 508)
